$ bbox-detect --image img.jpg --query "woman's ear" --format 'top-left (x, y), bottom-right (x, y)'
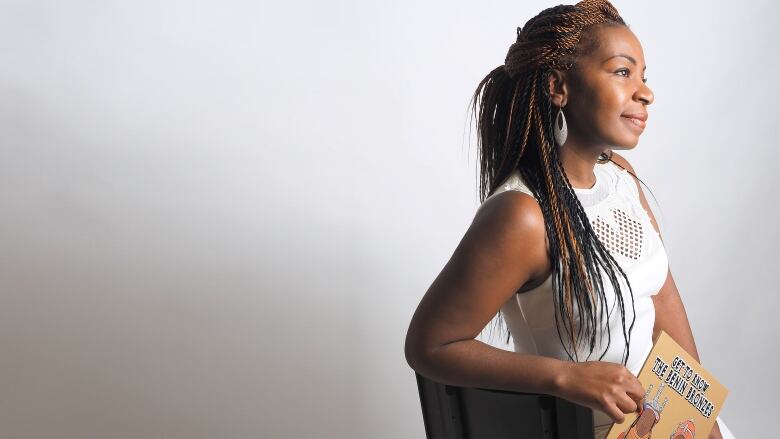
top-left (548, 69), bottom-right (568, 108)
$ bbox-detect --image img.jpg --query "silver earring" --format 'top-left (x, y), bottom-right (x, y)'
top-left (553, 107), bottom-right (568, 146)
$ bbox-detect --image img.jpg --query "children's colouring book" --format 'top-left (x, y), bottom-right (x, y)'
top-left (605, 330), bottom-right (728, 439)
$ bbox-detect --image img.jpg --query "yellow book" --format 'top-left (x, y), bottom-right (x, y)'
top-left (606, 330), bottom-right (728, 439)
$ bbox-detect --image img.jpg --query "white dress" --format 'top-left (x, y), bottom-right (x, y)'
top-left (477, 161), bottom-right (736, 438)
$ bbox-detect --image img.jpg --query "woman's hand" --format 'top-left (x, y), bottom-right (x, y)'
top-left (554, 361), bottom-right (645, 424)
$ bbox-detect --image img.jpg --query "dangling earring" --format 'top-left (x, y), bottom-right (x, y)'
top-left (553, 107), bottom-right (568, 146)
top-left (597, 149), bottom-right (613, 163)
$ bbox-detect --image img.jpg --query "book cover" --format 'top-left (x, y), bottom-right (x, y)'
top-left (605, 330), bottom-right (728, 439)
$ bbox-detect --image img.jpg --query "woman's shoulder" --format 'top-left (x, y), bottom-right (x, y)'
top-left (473, 188), bottom-right (546, 248)
top-left (606, 151), bottom-right (638, 182)
top-left (469, 189), bottom-right (549, 283)
top-left (475, 169), bottom-right (543, 231)
top-left (605, 151), bottom-right (643, 198)
top-left (477, 189), bottom-right (543, 224)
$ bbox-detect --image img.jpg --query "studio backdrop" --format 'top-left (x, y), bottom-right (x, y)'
top-left (0, 0), bottom-right (774, 437)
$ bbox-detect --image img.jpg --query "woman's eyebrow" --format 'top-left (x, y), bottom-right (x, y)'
top-left (603, 54), bottom-right (647, 71)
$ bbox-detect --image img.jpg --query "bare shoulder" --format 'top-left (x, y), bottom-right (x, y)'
top-left (468, 190), bottom-right (549, 281)
top-left (474, 190), bottom-right (545, 234)
top-left (609, 151), bottom-right (663, 238)
top-left (609, 151), bottom-right (642, 193)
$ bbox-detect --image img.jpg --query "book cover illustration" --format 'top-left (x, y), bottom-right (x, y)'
top-left (605, 330), bottom-right (728, 439)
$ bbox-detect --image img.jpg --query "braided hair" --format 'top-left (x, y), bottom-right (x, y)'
top-left (471, 0), bottom-right (637, 364)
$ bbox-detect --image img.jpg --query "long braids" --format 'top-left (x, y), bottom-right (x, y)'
top-left (471, 0), bottom-right (638, 364)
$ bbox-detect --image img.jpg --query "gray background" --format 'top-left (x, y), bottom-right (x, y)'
top-left (0, 0), bottom-right (774, 437)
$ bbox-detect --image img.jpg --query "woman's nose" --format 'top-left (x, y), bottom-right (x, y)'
top-left (637, 83), bottom-right (654, 106)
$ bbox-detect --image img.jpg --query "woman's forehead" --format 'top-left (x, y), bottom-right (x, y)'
top-left (587, 26), bottom-right (645, 67)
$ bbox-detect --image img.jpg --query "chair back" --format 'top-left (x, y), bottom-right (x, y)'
top-left (415, 372), bottom-right (594, 439)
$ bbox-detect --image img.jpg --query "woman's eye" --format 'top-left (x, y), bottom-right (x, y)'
top-left (617, 68), bottom-right (648, 84)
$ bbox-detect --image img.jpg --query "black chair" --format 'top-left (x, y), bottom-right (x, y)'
top-left (415, 372), bottom-right (594, 439)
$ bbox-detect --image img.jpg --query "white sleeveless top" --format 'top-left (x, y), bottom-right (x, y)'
top-left (478, 161), bottom-right (670, 427)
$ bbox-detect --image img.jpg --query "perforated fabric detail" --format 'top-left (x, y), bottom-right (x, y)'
top-left (593, 207), bottom-right (644, 261)
top-left (578, 163), bottom-right (659, 269)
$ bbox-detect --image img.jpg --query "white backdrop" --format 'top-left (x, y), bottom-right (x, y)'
top-left (0, 0), bottom-right (774, 437)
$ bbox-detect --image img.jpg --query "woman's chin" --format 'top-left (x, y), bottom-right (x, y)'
top-left (614, 135), bottom-right (640, 149)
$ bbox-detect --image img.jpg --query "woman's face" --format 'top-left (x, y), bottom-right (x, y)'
top-left (558, 25), bottom-right (654, 150)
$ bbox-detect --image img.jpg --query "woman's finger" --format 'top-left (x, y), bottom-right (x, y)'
top-left (605, 400), bottom-right (626, 424)
top-left (614, 392), bottom-right (639, 415)
top-left (625, 377), bottom-right (646, 405)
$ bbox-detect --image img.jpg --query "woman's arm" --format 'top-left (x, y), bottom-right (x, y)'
top-left (610, 152), bottom-right (722, 439)
top-left (404, 188), bottom-right (647, 423)
top-left (404, 190), bottom-right (569, 395)
top-left (609, 152), bottom-right (701, 362)
top-left (650, 270), bottom-right (701, 363)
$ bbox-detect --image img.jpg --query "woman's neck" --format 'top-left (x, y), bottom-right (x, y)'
top-left (558, 143), bottom-right (606, 189)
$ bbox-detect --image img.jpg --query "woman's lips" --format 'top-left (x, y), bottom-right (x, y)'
top-left (621, 115), bottom-right (647, 130)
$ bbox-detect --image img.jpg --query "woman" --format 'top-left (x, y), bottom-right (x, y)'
top-left (403, 1), bottom-right (735, 438)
